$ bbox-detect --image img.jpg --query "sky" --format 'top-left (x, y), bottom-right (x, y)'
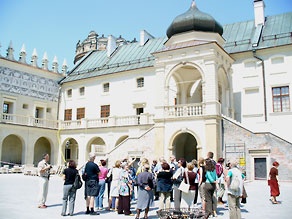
top-left (0, 0), bottom-right (291, 71)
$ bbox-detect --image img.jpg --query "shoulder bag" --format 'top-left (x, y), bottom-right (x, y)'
top-left (178, 171), bottom-right (190, 193)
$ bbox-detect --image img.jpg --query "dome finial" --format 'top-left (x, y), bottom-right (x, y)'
top-left (191, 0), bottom-right (196, 8)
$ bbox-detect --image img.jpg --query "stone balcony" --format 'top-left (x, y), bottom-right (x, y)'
top-left (0, 102), bottom-right (221, 130)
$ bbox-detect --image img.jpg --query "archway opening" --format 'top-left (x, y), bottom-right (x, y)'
top-left (2, 134), bottom-right (22, 166)
top-left (63, 138), bottom-right (78, 165)
top-left (172, 132), bottom-right (197, 162)
top-left (34, 137), bottom-right (51, 166)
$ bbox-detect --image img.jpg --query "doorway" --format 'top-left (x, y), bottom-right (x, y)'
top-left (254, 157), bottom-right (267, 179)
top-left (172, 132), bottom-right (197, 162)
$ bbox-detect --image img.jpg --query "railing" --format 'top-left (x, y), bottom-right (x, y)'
top-left (0, 113), bottom-right (155, 130)
top-left (162, 103), bottom-right (203, 117)
top-left (1, 113), bottom-right (58, 129)
top-left (1, 102), bottom-right (218, 129)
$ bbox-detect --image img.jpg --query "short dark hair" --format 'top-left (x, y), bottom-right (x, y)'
top-left (100, 159), bottom-right (107, 166)
top-left (68, 160), bottom-right (76, 169)
top-left (217, 158), bottom-right (225, 163)
top-left (161, 162), bottom-right (170, 170)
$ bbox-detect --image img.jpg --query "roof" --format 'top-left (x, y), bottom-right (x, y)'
top-left (60, 12), bottom-right (292, 84)
top-left (223, 12), bottom-right (292, 54)
top-left (60, 37), bottom-right (165, 84)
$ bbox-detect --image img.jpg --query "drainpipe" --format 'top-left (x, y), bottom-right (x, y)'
top-left (253, 49), bottom-right (267, 122)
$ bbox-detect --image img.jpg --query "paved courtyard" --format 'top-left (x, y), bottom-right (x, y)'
top-left (0, 174), bottom-right (291, 219)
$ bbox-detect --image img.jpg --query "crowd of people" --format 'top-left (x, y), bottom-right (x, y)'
top-left (36, 151), bottom-right (280, 219)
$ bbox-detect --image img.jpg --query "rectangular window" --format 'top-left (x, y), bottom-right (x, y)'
top-left (137, 77), bottom-right (144, 88)
top-left (67, 89), bottom-right (72, 98)
top-left (272, 86), bottom-right (290, 112)
top-left (77, 107), bottom-right (85, 120)
top-left (3, 103), bottom-right (9, 113)
top-left (64, 109), bottom-right (72, 120)
top-left (100, 105), bottom-right (110, 118)
top-left (79, 87), bottom-right (85, 96)
top-left (103, 83), bottom-right (109, 93)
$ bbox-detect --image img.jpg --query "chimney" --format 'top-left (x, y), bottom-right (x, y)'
top-left (107, 35), bottom-right (117, 57)
top-left (254, 0), bottom-right (265, 27)
top-left (140, 30), bottom-right (154, 46)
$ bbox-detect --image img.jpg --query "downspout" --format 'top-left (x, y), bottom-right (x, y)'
top-left (252, 50), bottom-right (267, 122)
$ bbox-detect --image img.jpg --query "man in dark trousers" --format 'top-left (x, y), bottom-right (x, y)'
top-left (84, 152), bottom-right (100, 215)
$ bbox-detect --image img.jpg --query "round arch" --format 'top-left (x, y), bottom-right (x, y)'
top-left (61, 138), bottom-right (78, 165)
top-left (115, 135), bottom-right (129, 147)
top-left (169, 129), bottom-right (201, 162)
top-left (164, 62), bottom-right (205, 105)
top-left (88, 137), bottom-right (106, 155)
top-left (1, 134), bottom-right (24, 166)
top-left (34, 137), bottom-right (51, 166)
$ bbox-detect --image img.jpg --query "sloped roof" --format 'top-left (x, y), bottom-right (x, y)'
top-left (60, 12), bottom-right (292, 84)
top-left (223, 12), bottom-right (292, 53)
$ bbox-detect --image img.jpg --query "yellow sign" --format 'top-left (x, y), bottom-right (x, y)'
top-left (239, 157), bottom-right (246, 166)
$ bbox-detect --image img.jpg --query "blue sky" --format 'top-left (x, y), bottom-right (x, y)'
top-left (0, 0), bottom-right (291, 71)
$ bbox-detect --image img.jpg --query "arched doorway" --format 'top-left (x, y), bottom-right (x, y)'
top-left (172, 132), bottom-right (197, 162)
top-left (34, 137), bottom-right (51, 166)
top-left (1, 134), bottom-right (23, 166)
top-left (63, 138), bottom-right (78, 165)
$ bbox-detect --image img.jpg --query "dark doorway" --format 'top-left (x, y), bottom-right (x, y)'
top-left (172, 133), bottom-right (197, 162)
top-left (254, 157), bottom-right (267, 179)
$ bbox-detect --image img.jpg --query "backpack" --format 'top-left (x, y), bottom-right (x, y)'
top-left (72, 173), bottom-right (83, 190)
top-left (229, 168), bottom-right (242, 193)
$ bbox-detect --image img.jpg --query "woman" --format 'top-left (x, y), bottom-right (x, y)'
top-left (180, 162), bottom-right (197, 209)
top-left (135, 163), bottom-right (154, 219)
top-left (269, 161), bottom-right (280, 204)
top-left (204, 158), bottom-right (218, 218)
top-left (108, 160), bottom-right (122, 211)
top-left (156, 162), bottom-right (173, 210)
top-left (172, 158), bottom-right (187, 210)
top-left (198, 157), bottom-right (206, 210)
top-left (95, 159), bottom-right (108, 211)
top-left (118, 163), bottom-right (133, 216)
top-left (61, 160), bottom-right (78, 216)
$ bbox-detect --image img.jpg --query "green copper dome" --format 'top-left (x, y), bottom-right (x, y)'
top-left (166, 1), bottom-right (223, 38)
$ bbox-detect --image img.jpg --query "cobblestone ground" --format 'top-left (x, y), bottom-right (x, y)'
top-left (0, 174), bottom-right (291, 219)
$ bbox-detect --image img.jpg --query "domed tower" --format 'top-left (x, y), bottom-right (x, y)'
top-left (153, 1), bottom-right (234, 160)
top-left (166, 0), bottom-right (223, 38)
top-left (74, 31), bottom-right (98, 64)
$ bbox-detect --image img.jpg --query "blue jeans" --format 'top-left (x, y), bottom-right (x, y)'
top-left (95, 180), bottom-right (105, 208)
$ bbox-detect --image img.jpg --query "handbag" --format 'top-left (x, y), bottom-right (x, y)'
top-left (72, 173), bottom-right (83, 190)
top-left (178, 171), bottom-right (190, 193)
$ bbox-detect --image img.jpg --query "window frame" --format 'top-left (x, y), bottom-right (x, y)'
top-left (76, 107), bottom-right (85, 120)
top-left (64, 109), bottom-right (72, 121)
top-left (136, 77), bottom-right (144, 88)
top-left (272, 86), bottom-right (290, 112)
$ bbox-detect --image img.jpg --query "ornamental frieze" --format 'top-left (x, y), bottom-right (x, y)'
top-left (0, 67), bottom-right (59, 102)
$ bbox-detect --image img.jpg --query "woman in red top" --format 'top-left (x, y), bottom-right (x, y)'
top-left (269, 161), bottom-right (280, 204)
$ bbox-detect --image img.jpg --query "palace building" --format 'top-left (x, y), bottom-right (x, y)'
top-left (1, 0), bottom-right (291, 180)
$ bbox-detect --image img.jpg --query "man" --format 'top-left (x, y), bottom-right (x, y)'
top-left (37, 153), bottom-right (52, 208)
top-left (84, 152), bottom-right (100, 215)
top-left (226, 160), bottom-right (243, 219)
top-left (169, 155), bottom-right (178, 172)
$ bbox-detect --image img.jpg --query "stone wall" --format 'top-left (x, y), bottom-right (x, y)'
top-left (223, 118), bottom-right (292, 181)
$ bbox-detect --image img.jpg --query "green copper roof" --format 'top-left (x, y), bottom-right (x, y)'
top-left (223, 12), bottom-right (292, 54)
top-left (60, 12), bottom-right (292, 84)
